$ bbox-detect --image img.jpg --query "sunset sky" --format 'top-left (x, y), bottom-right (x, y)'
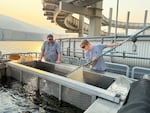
top-left (0, 0), bottom-right (65, 32)
top-left (0, 0), bottom-right (150, 33)
top-left (103, 0), bottom-right (150, 23)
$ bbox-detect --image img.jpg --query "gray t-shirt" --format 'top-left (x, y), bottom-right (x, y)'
top-left (41, 41), bottom-right (61, 62)
top-left (85, 44), bottom-right (107, 72)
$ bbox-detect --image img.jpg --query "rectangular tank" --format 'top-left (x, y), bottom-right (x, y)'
top-left (21, 61), bottom-right (71, 76)
top-left (6, 61), bottom-right (126, 110)
top-left (21, 61), bottom-right (115, 89)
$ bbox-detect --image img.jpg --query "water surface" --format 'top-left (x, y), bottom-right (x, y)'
top-left (0, 77), bottom-right (83, 113)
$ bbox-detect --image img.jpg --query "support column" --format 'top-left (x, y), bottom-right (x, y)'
top-left (108, 8), bottom-right (113, 36)
top-left (125, 11), bottom-right (130, 36)
top-left (79, 15), bottom-right (84, 37)
top-left (143, 10), bottom-right (148, 35)
top-left (88, 1), bottom-right (103, 36)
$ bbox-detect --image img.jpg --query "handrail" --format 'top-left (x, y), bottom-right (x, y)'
top-left (131, 66), bottom-right (150, 79)
top-left (105, 62), bottom-right (130, 77)
top-left (0, 52), bottom-right (40, 63)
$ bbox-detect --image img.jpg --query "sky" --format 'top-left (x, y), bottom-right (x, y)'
top-left (0, 0), bottom-right (66, 34)
top-left (103, 0), bottom-right (150, 23)
top-left (0, 0), bottom-right (150, 34)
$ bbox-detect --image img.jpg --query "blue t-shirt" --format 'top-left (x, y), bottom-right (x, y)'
top-left (85, 44), bottom-right (107, 72)
top-left (41, 41), bottom-right (61, 62)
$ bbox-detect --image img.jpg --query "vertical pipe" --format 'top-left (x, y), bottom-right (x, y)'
top-left (101, 37), bottom-right (104, 44)
top-left (73, 40), bottom-right (75, 57)
top-left (143, 10), bottom-right (148, 35)
top-left (20, 71), bottom-right (23, 83)
top-left (0, 51), bottom-right (2, 58)
top-left (58, 84), bottom-right (62, 102)
top-left (82, 50), bottom-right (85, 58)
top-left (69, 39), bottom-right (71, 56)
top-left (62, 40), bottom-right (64, 55)
top-left (108, 8), bottom-right (113, 36)
top-left (125, 11), bottom-right (130, 36)
top-left (114, 0), bottom-right (119, 42)
top-left (37, 77), bottom-right (40, 94)
top-left (79, 15), bottom-right (84, 37)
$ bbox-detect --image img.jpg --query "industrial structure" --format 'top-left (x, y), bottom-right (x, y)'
top-left (42, 0), bottom-right (150, 36)
top-left (0, 1), bottom-right (150, 113)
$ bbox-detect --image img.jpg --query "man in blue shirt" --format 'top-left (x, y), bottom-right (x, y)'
top-left (38, 34), bottom-right (61, 63)
top-left (80, 39), bottom-right (122, 73)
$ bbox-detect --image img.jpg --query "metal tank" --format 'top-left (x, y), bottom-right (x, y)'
top-left (6, 61), bottom-right (130, 111)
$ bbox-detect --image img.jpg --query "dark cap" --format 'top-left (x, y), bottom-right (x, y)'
top-left (47, 34), bottom-right (53, 39)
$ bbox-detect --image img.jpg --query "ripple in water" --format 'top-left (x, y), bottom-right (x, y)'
top-left (0, 77), bottom-right (83, 113)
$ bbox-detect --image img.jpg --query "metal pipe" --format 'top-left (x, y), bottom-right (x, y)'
top-left (125, 11), bottom-right (130, 36)
top-left (73, 40), bottom-right (75, 57)
top-left (143, 10), bottom-right (148, 35)
top-left (37, 77), bottom-right (40, 93)
top-left (108, 8), bottom-right (113, 36)
top-left (131, 66), bottom-right (150, 79)
top-left (105, 62), bottom-right (130, 77)
top-left (104, 54), bottom-right (150, 60)
top-left (19, 71), bottom-right (23, 83)
top-left (114, 0), bottom-right (119, 42)
top-left (58, 84), bottom-right (62, 102)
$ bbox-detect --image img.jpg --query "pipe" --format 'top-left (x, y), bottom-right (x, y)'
top-left (131, 66), bottom-right (150, 79)
top-left (105, 62), bottom-right (130, 77)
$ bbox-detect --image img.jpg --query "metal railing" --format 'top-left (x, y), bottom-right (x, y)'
top-left (57, 35), bottom-right (150, 68)
top-left (105, 62), bottom-right (130, 77)
top-left (0, 52), bottom-right (40, 63)
top-left (131, 66), bottom-right (150, 79)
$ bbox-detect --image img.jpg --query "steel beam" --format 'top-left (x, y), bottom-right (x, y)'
top-left (59, 1), bottom-right (101, 17)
